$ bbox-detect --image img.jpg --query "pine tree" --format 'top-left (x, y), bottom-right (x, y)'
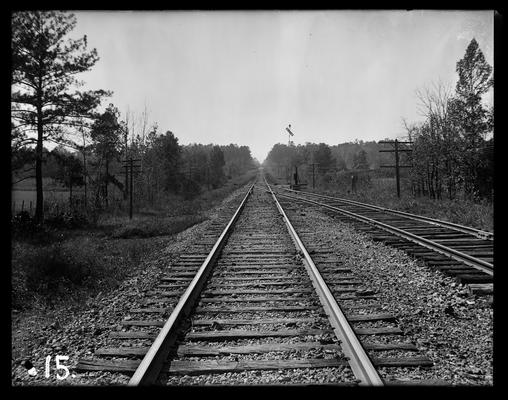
top-left (314, 143), bottom-right (334, 172)
top-left (153, 131), bottom-right (181, 193)
top-left (455, 38), bottom-right (493, 141)
top-left (452, 38), bottom-right (493, 196)
top-left (11, 11), bottom-right (110, 222)
top-left (353, 149), bottom-right (369, 170)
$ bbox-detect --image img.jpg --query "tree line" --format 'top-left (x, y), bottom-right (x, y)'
top-left (264, 38), bottom-right (493, 201)
top-left (11, 11), bottom-right (256, 223)
top-left (404, 38), bottom-right (493, 201)
top-left (264, 141), bottom-right (395, 181)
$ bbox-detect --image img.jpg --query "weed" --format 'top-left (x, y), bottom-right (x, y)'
top-left (11, 170), bottom-right (257, 311)
top-left (268, 169), bottom-right (493, 232)
top-left (322, 181), bottom-right (493, 232)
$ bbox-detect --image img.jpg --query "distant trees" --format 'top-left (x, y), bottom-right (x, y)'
top-left (353, 149), bottom-right (369, 170)
top-left (11, 124), bottom-right (36, 187)
top-left (209, 146), bottom-right (226, 188)
top-left (331, 140), bottom-right (389, 170)
top-left (314, 143), bottom-right (335, 172)
top-left (11, 11), bottom-right (109, 222)
top-left (265, 141), bottom-right (378, 177)
top-left (406, 38), bottom-right (493, 200)
top-left (152, 131), bottom-right (181, 193)
top-left (335, 155), bottom-right (347, 171)
top-left (13, 125), bottom-right (257, 213)
top-left (114, 132), bottom-right (256, 205)
top-left (50, 148), bottom-right (84, 202)
top-left (177, 143), bottom-right (254, 197)
top-left (222, 144), bottom-right (254, 178)
top-left (265, 143), bottom-right (334, 185)
top-left (137, 132), bottom-right (255, 204)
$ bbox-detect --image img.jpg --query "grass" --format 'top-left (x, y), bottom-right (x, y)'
top-left (267, 170), bottom-right (493, 233)
top-left (11, 236), bottom-right (153, 310)
top-left (324, 178), bottom-right (493, 233)
top-left (11, 169), bottom-right (258, 312)
top-left (108, 214), bottom-right (206, 239)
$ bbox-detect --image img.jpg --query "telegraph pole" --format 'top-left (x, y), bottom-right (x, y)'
top-left (310, 162), bottom-right (319, 189)
top-left (129, 158), bottom-right (134, 219)
top-left (379, 139), bottom-right (412, 198)
top-left (122, 157), bottom-right (142, 219)
top-left (312, 163), bottom-right (315, 189)
top-left (394, 140), bottom-right (400, 197)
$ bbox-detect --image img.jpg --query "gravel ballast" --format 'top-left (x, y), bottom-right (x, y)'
top-left (280, 198), bottom-right (493, 386)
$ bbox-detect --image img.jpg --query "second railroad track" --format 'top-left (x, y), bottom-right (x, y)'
top-left (270, 182), bottom-right (493, 293)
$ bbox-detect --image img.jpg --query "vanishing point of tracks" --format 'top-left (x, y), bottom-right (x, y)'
top-left (272, 184), bottom-right (493, 293)
top-left (76, 175), bottom-right (438, 386)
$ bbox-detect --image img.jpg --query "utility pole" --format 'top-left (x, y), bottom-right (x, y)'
top-left (129, 158), bottom-right (133, 219)
top-left (379, 139), bottom-right (412, 198)
top-left (312, 163), bottom-right (315, 189)
top-left (310, 162), bottom-right (319, 189)
top-left (394, 140), bottom-right (400, 197)
top-left (206, 162), bottom-right (210, 190)
top-left (122, 157), bottom-right (142, 219)
top-left (124, 110), bottom-right (130, 200)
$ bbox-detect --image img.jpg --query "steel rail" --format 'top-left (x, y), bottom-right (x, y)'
top-left (280, 187), bottom-right (493, 241)
top-left (264, 177), bottom-right (384, 386)
top-left (275, 190), bottom-right (493, 276)
top-left (128, 181), bottom-right (256, 385)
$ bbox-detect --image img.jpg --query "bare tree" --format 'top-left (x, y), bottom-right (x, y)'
top-left (411, 80), bottom-right (460, 199)
top-left (141, 101), bottom-right (149, 146)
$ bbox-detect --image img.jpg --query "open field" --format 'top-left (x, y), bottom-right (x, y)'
top-left (11, 177), bottom-right (123, 214)
top-left (11, 190), bottom-right (87, 213)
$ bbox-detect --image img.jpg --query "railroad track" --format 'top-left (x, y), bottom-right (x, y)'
top-left (270, 183), bottom-right (493, 293)
top-left (76, 175), bottom-right (436, 385)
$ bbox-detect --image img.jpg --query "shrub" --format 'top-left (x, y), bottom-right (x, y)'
top-left (11, 211), bottom-right (51, 244)
top-left (23, 244), bottom-right (96, 293)
top-left (12, 210), bottom-right (41, 230)
top-left (13, 239), bottom-right (118, 309)
top-left (44, 208), bottom-right (90, 229)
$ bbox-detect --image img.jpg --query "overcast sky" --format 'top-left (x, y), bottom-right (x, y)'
top-left (72, 10), bottom-right (494, 162)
